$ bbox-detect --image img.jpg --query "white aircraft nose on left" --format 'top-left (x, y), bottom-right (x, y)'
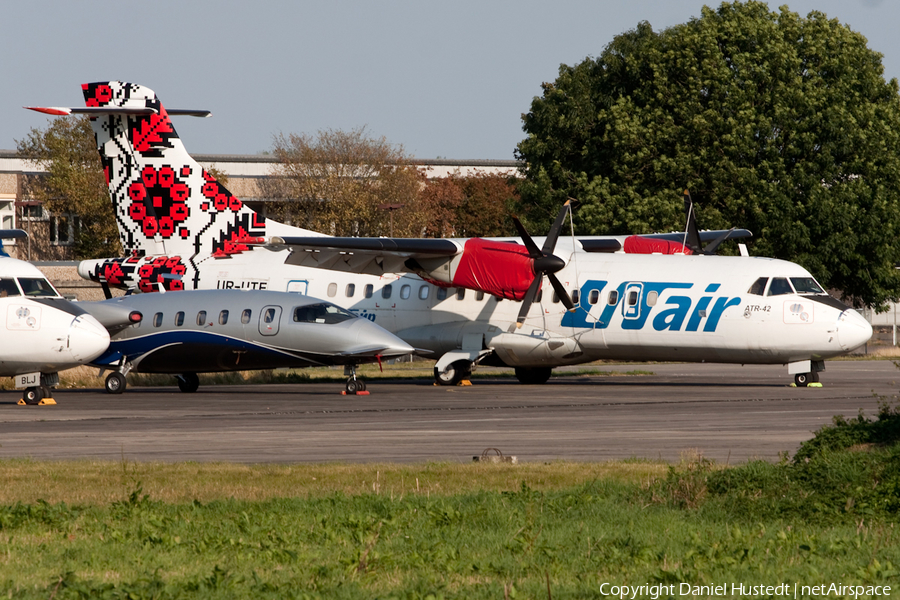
top-left (66, 314), bottom-right (111, 363)
top-left (837, 309), bottom-right (873, 352)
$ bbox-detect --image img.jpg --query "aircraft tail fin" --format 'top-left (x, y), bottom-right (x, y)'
top-left (39, 82), bottom-right (318, 258)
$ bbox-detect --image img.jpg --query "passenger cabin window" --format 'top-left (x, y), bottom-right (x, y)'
top-left (418, 285), bottom-right (429, 300)
top-left (197, 310), bottom-right (207, 326)
top-left (571, 289), bottom-right (580, 305)
top-left (767, 277), bottom-right (794, 296)
top-left (400, 284), bottom-right (411, 299)
top-left (241, 309), bottom-right (251, 324)
top-left (293, 303), bottom-right (356, 324)
top-left (17, 278), bottom-right (57, 297)
top-left (364, 284), bottom-right (374, 298)
top-left (535, 289), bottom-right (542, 303)
top-left (748, 277), bottom-right (768, 296)
top-left (0, 279), bottom-right (20, 297)
top-left (791, 277), bottom-right (825, 294)
top-left (345, 283), bottom-right (355, 297)
top-left (327, 283), bottom-right (337, 297)
top-left (219, 310), bottom-right (229, 325)
top-left (646, 291), bottom-right (658, 306)
top-left (153, 312), bottom-right (163, 327)
top-left (437, 287), bottom-right (448, 301)
top-left (552, 291), bottom-right (559, 304)
top-left (456, 288), bottom-right (465, 300)
top-left (382, 284), bottom-right (393, 299)
top-left (608, 290), bottom-right (619, 305)
top-left (589, 289), bottom-right (600, 305)
top-left (263, 308), bottom-right (276, 323)
top-left (627, 290), bottom-right (639, 306)
top-left (174, 311), bottom-right (185, 326)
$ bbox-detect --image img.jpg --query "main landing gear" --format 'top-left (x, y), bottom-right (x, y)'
top-left (176, 373), bottom-right (200, 393)
top-left (344, 364), bottom-right (368, 395)
top-left (434, 360), bottom-right (472, 386)
top-left (21, 385), bottom-right (54, 405)
top-left (794, 371), bottom-right (820, 387)
top-left (514, 367), bottom-right (553, 385)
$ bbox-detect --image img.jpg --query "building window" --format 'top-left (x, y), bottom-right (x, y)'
top-left (50, 214), bottom-right (79, 246)
top-left (0, 201), bottom-right (14, 232)
top-left (20, 204), bottom-right (45, 221)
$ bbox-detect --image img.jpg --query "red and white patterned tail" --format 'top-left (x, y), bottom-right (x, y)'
top-left (82, 81), bottom-right (297, 258)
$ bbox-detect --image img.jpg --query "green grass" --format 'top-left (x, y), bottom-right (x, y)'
top-left (2, 405), bottom-right (900, 598)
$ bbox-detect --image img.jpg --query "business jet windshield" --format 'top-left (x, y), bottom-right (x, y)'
top-left (292, 303), bottom-right (356, 324)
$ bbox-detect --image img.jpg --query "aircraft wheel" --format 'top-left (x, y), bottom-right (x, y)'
top-left (434, 360), bottom-right (471, 386)
top-left (358, 379), bottom-right (367, 392)
top-left (794, 371), bottom-right (819, 387)
top-left (22, 386), bottom-right (42, 405)
top-left (346, 379), bottom-right (361, 394)
top-left (105, 372), bottom-right (127, 395)
top-left (40, 385), bottom-right (53, 399)
top-left (515, 367), bottom-right (553, 385)
top-left (177, 373), bottom-right (200, 393)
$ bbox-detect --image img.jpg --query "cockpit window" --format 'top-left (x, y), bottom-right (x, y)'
top-left (767, 277), bottom-right (794, 296)
top-left (748, 277), bottom-right (768, 296)
top-left (790, 277), bottom-right (825, 294)
top-left (292, 302), bottom-right (356, 324)
top-left (0, 278), bottom-right (20, 297)
top-left (17, 277), bottom-right (58, 297)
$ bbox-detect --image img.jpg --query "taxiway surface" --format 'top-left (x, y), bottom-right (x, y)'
top-left (0, 361), bottom-right (894, 464)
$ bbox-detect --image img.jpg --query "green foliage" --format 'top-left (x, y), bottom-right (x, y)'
top-left (794, 400), bottom-right (900, 461)
top-left (517, 1), bottom-right (900, 306)
top-left (15, 116), bottom-right (121, 259)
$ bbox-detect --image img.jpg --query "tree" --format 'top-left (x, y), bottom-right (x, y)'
top-left (16, 116), bottom-right (121, 258)
top-left (266, 127), bottom-right (429, 237)
top-left (420, 171), bottom-right (519, 238)
top-left (516, 1), bottom-right (900, 307)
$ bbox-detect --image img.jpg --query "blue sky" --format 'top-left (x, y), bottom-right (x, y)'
top-left (4, 0), bottom-right (896, 159)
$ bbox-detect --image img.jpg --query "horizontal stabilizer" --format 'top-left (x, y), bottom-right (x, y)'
top-left (25, 106), bottom-right (211, 117)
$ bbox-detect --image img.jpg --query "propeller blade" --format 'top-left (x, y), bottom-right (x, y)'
top-left (515, 277), bottom-right (543, 328)
top-left (548, 274), bottom-right (576, 312)
top-left (683, 190), bottom-right (703, 254)
top-left (541, 199), bottom-right (571, 255)
top-left (511, 216), bottom-right (543, 258)
top-left (702, 228), bottom-right (736, 255)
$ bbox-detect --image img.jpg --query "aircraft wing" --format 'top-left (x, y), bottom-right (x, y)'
top-left (579, 229), bottom-right (753, 253)
top-left (270, 236), bottom-right (461, 276)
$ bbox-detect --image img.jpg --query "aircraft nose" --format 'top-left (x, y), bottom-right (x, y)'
top-left (68, 314), bottom-right (111, 362)
top-left (356, 320), bottom-right (414, 358)
top-left (837, 309), bottom-right (873, 352)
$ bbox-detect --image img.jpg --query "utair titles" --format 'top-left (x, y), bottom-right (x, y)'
top-left (598, 582), bottom-right (892, 599)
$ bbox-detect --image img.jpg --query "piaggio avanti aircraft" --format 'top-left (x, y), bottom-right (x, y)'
top-left (27, 82), bottom-right (872, 387)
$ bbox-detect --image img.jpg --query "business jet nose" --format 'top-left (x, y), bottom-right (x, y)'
top-left (355, 319), bottom-right (415, 358)
top-left (837, 309), bottom-right (873, 352)
top-left (68, 314), bottom-right (111, 362)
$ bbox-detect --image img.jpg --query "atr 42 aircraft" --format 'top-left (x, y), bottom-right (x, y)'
top-left (28, 81), bottom-right (873, 387)
top-left (0, 230), bottom-right (111, 404)
top-left (78, 289), bottom-right (414, 395)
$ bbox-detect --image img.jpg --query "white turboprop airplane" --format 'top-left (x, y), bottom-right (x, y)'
top-left (28, 82), bottom-right (873, 387)
top-left (0, 230), bottom-right (111, 404)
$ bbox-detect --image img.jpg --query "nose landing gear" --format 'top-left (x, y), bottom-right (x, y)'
top-left (344, 364), bottom-right (369, 395)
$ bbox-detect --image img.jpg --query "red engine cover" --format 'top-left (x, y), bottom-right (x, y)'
top-left (451, 238), bottom-right (535, 300)
top-left (623, 236), bottom-right (692, 255)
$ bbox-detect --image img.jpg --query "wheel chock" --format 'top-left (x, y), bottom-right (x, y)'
top-left (342, 390), bottom-right (371, 396)
top-left (38, 397), bottom-right (57, 405)
top-left (16, 399), bottom-right (25, 405)
top-left (457, 380), bottom-right (472, 386)
top-left (808, 382), bottom-right (823, 388)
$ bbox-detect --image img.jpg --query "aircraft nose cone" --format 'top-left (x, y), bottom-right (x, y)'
top-left (356, 320), bottom-right (414, 358)
top-left (68, 314), bottom-right (111, 362)
top-left (837, 309), bottom-right (872, 352)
